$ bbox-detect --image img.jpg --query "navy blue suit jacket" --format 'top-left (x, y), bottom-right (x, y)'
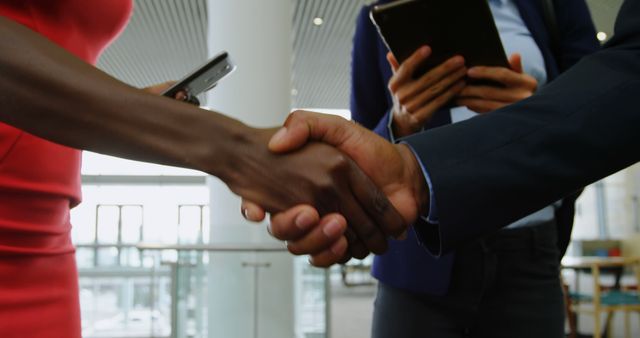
top-left (404, 0), bottom-right (640, 257)
top-left (351, 0), bottom-right (598, 294)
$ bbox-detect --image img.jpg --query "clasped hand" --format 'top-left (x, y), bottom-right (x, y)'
top-left (241, 111), bottom-right (428, 267)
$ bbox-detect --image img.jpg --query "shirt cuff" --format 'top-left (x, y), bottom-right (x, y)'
top-left (386, 109), bottom-right (398, 143)
top-left (399, 141), bottom-right (439, 224)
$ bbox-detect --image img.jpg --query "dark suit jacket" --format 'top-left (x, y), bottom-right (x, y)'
top-left (352, 0), bottom-right (599, 294)
top-left (406, 0), bottom-right (640, 256)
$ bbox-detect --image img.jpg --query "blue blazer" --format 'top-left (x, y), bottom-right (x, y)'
top-left (350, 0), bottom-right (599, 295)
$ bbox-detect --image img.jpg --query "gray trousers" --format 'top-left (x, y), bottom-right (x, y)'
top-left (371, 221), bottom-right (565, 338)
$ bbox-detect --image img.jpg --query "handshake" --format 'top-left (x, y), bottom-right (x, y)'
top-left (223, 110), bottom-right (430, 267)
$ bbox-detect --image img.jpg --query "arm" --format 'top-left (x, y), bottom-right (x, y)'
top-left (264, 0), bottom-right (640, 264)
top-left (0, 16), bottom-right (407, 259)
top-left (405, 0), bottom-right (640, 254)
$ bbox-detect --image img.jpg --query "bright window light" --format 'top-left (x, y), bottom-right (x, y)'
top-left (295, 108), bottom-right (351, 120)
top-left (597, 32), bottom-right (608, 42)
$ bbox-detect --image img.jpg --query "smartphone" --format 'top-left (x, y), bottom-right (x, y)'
top-left (162, 51), bottom-right (236, 105)
top-left (370, 0), bottom-right (509, 80)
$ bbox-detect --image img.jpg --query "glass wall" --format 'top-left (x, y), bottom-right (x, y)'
top-left (73, 152), bottom-right (328, 338)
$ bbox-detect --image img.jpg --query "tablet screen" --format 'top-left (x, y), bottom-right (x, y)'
top-left (371, 0), bottom-right (509, 76)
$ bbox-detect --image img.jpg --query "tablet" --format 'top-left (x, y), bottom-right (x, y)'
top-left (370, 0), bottom-right (509, 77)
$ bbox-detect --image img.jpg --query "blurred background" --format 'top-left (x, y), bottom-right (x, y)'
top-left (72, 1), bottom-right (638, 337)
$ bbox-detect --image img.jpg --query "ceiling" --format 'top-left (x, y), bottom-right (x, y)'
top-left (98, 0), bottom-right (623, 110)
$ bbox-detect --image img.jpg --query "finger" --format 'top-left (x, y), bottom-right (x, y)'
top-left (388, 46), bottom-right (431, 92)
top-left (144, 81), bottom-right (177, 95)
top-left (467, 66), bottom-right (534, 88)
top-left (308, 236), bottom-right (349, 268)
top-left (337, 252), bottom-right (352, 265)
top-left (455, 97), bottom-right (506, 114)
top-left (175, 90), bottom-right (188, 101)
top-left (386, 52), bottom-right (400, 72)
top-left (509, 53), bottom-right (524, 74)
top-left (337, 186), bottom-right (387, 256)
top-left (412, 80), bottom-right (466, 122)
top-left (459, 84), bottom-right (531, 103)
top-left (286, 214), bottom-right (347, 255)
top-left (344, 227), bottom-right (370, 260)
top-left (404, 66), bottom-right (467, 113)
top-left (241, 199), bottom-right (267, 222)
top-left (407, 56), bottom-right (465, 99)
top-left (340, 181), bottom-right (393, 258)
top-left (268, 205), bottom-right (321, 241)
top-left (269, 110), bottom-right (360, 153)
top-left (348, 161), bottom-right (406, 240)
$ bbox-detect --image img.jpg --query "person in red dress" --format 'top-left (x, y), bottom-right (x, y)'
top-left (0, 1), bottom-right (133, 336)
top-left (0, 0), bottom-right (407, 336)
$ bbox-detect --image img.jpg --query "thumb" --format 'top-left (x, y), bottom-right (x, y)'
top-left (509, 53), bottom-right (524, 74)
top-left (268, 124), bottom-right (309, 153)
top-left (269, 110), bottom-right (354, 153)
top-left (387, 52), bottom-right (400, 72)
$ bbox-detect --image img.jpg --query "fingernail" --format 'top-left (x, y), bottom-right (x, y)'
top-left (467, 67), bottom-right (479, 76)
top-left (323, 220), bottom-right (344, 238)
top-left (242, 208), bottom-right (250, 220)
top-left (295, 212), bottom-right (315, 230)
top-left (452, 56), bottom-right (465, 67)
top-left (308, 257), bottom-right (316, 266)
top-left (268, 127), bottom-right (288, 149)
top-left (420, 46), bottom-right (431, 56)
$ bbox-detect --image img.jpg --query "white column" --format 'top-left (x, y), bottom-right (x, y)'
top-left (205, 1), bottom-right (295, 338)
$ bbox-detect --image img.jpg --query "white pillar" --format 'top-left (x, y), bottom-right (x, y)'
top-left (205, 1), bottom-right (295, 338)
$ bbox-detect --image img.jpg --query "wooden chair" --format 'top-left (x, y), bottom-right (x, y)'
top-left (566, 257), bottom-right (640, 338)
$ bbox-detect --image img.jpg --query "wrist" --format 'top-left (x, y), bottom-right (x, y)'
top-left (205, 125), bottom-right (279, 195)
top-left (391, 111), bottom-right (421, 138)
top-left (189, 113), bottom-right (257, 181)
top-left (391, 112), bottom-right (410, 138)
top-left (396, 144), bottom-right (430, 221)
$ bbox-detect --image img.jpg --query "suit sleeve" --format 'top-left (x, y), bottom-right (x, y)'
top-left (406, 0), bottom-right (640, 255)
top-left (350, 6), bottom-right (391, 135)
top-left (554, 0), bottom-right (600, 70)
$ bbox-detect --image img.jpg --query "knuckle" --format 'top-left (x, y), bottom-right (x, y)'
top-left (311, 260), bottom-right (331, 269)
top-left (286, 110), bottom-right (304, 125)
top-left (388, 79), bottom-right (399, 92)
top-left (330, 153), bottom-right (350, 172)
top-left (370, 240), bottom-right (389, 255)
top-left (351, 247), bottom-right (369, 260)
top-left (289, 110), bottom-right (303, 119)
top-left (268, 224), bottom-right (289, 240)
top-left (429, 84), bottom-right (442, 95)
top-left (404, 101), bottom-right (418, 113)
top-left (358, 224), bottom-right (380, 243)
top-left (338, 253), bottom-right (352, 264)
top-left (286, 242), bottom-right (307, 256)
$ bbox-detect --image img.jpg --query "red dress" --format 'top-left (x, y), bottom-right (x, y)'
top-left (0, 1), bottom-right (132, 336)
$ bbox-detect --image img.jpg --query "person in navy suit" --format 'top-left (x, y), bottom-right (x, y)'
top-left (254, 1), bottom-right (639, 334)
top-left (244, 2), bottom-right (640, 335)
top-left (351, 0), bottom-right (598, 337)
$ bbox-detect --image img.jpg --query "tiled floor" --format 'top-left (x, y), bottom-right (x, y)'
top-left (330, 280), bottom-right (377, 338)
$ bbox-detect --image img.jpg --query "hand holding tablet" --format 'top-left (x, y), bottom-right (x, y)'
top-left (370, 0), bottom-right (509, 81)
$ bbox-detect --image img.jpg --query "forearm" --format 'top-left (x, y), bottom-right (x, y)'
top-left (405, 37), bottom-right (640, 253)
top-left (0, 16), bottom-right (248, 180)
